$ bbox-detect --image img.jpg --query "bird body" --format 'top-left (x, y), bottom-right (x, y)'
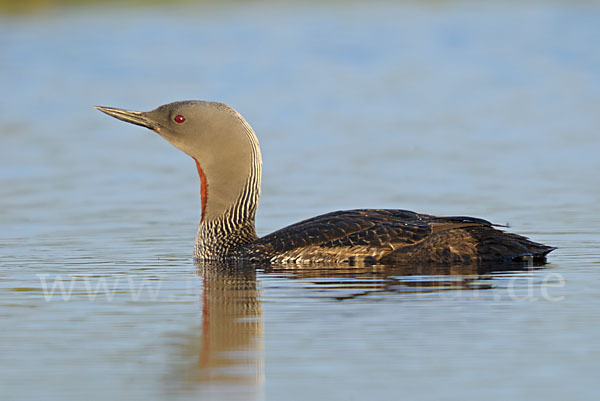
top-left (240, 209), bottom-right (553, 266)
top-left (96, 101), bottom-right (555, 266)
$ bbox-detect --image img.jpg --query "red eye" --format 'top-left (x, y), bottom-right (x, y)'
top-left (174, 114), bottom-right (185, 123)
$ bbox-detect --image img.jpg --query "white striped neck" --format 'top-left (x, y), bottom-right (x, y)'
top-left (194, 172), bottom-right (261, 260)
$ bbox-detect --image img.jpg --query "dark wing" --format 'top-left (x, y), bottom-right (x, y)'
top-left (250, 209), bottom-right (491, 263)
top-left (255, 209), bottom-right (424, 250)
top-left (248, 209), bottom-right (554, 265)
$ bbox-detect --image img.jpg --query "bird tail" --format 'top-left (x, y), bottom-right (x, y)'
top-left (469, 226), bottom-right (555, 265)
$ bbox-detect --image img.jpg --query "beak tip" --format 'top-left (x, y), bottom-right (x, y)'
top-left (94, 105), bottom-right (157, 131)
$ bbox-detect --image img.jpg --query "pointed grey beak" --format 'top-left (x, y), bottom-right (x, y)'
top-left (95, 106), bottom-right (161, 133)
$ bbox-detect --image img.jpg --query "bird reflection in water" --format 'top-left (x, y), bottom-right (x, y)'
top-left (262, 261), bottom-right (544, 301)
top-left (168, 260), bottom-right (542, 396)
top-left (167, 262), bottom-right (264, 399)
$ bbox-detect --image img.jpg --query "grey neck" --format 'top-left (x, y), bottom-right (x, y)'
top-left (194, 119), bottom-right (262, 260)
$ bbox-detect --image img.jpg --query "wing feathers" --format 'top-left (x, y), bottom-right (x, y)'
top-left (250, 209), bottom-right (553, 265)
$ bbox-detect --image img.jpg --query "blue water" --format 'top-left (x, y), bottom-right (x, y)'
top-left (1, 1), bottom-right (599, 400)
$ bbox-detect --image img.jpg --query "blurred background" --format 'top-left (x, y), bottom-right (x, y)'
top-left (1, 1), bottom-right (599, 400)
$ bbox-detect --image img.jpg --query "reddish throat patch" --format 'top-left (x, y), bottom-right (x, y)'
top-left (193, 158), bottom-right (208, 221)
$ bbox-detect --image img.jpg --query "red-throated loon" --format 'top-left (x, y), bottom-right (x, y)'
top-left (96, 101), bottom-right (555, 266)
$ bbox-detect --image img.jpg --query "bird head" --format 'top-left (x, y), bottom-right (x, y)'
top-left (95, 100), bottom-right (261, 221)
top-left (95, 100), bottom-right (253, 161)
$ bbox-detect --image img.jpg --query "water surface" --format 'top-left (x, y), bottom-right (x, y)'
top-left (1, 2), bottom-right (599, 400)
